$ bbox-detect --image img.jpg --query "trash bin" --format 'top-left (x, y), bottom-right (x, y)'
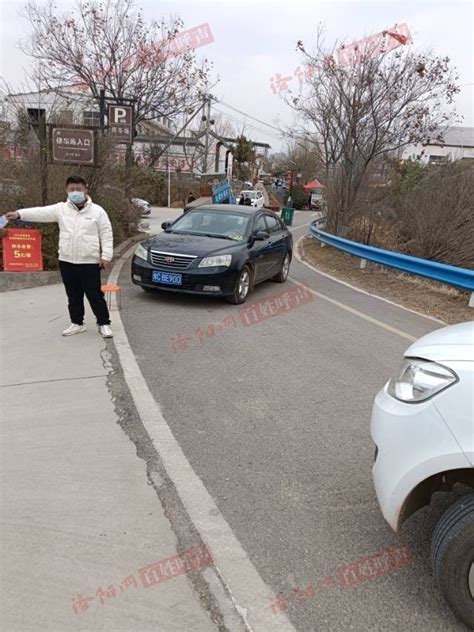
top-left (281, 207), bottom-right (294, 226)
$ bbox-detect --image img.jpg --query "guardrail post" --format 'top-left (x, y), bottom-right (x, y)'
top-left (469, 293), bottom-right (474, 308)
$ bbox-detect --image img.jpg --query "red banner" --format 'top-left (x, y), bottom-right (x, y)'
top-left (2, 228), bottom-right (43, 271)
top-left (337, 23), bottom-right (412, 67)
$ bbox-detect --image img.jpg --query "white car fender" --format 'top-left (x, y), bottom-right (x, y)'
top-left (382, 452), bottom-right (473, 531)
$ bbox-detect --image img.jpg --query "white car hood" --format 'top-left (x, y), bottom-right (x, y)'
top-left (405, 321), bottom-right (474, 362)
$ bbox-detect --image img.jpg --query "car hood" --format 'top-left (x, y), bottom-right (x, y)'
top-left (404, 321), bottom-right (474, 363)
top-left (147, 232), bottom-right (245, 257)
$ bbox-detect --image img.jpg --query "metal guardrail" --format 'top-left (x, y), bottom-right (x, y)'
top-left (309, 220), bottom-right (474, 292)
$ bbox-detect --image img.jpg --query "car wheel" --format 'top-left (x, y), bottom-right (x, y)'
top-left (273, 252), bottom-right (291, 283)
top-left (431, 493), bottom-right (474, 628)
top-left (226, 266), bottom-right (251, 305)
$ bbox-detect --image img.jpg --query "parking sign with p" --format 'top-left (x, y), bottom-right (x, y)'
top-left (108, 104), bottom-right (134, 144)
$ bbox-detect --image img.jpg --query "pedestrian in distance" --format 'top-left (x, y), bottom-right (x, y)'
top-left (238, 193), bottom-right (245, 205)
top-left (5, 175), bottom-right (114, 338)
top-left (187, 192), bottom-right (196, 204)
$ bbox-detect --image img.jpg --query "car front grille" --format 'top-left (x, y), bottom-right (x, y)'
top-left (149, 251), bottom-right (197, 270)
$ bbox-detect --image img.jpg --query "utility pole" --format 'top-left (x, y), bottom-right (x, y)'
top-left (38, 110), bottom-right (48, 205)
top-left (202, 97), bottom-right (211, 175)
top-left (99, 88), bottom-right (106, 132)
top-left (36, 62), bottom-right (48, 205)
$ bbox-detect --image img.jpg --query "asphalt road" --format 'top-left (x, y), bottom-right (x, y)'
top-left (116, 208), bottom-right (465, 631)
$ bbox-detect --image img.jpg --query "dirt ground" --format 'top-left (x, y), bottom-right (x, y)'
top-left (299, 236), bottom-right (474, 325)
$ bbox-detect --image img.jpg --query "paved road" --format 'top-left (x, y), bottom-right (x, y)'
top-left (115, 208), bottom-right (465, 631)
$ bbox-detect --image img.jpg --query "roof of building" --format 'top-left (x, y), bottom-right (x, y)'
top-left (221, 136), bottom-right (271, 149)
top-left (135, 134), bottom-right (204, 147)
top-left (428, 126), bottom-right (474, 148)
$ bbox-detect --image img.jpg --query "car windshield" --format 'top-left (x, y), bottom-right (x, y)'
top-left (169, 210), bottom-right (250, 241)
top-left (241, 191), bottom-right (256, 199)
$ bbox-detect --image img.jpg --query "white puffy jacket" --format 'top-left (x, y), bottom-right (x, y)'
top-left (18, 197), bottom-right (113, 264)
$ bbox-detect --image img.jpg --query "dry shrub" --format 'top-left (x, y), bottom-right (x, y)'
top-left (0, 135), bottom-right (141, 270)
top-left (396, 162), bottom-right (474, 268)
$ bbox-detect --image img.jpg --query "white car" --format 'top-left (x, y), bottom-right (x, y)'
top-left (131, 197), bottom-right (151, 215)
top-left (371, 321), bottom-right (474, 628)
top-left (239, 190), bottom-right (265, 208)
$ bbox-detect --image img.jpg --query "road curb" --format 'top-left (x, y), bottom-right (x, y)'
top-left (295, 234), bottom-right (446, 326)
top-left (106, 244), bottom-right (297, 632)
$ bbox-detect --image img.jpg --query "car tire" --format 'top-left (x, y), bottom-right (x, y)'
top-left (226, 266), bottom-right (251, 305)
top-left (431, 493), bottom-right (474, 629)
top-left (273, 252), bottom-right (291, 283)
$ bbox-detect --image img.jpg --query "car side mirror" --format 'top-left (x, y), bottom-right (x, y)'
top-left (161, 221), bottom-right (171, 230)
top-left (253, 230), bottom-right (269, 241)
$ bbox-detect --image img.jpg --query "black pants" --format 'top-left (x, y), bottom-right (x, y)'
top-left (59, 261), bottom-right (110, 326)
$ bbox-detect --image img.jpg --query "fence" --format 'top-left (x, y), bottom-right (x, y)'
top-left (309, 220), bottom-right (474, 297)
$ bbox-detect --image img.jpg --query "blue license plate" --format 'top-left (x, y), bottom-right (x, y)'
top-left (152, 271), bottom-right (182, 286)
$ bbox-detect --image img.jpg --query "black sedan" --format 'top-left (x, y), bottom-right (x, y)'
top-left (131, 204), bottom-right (293, 304)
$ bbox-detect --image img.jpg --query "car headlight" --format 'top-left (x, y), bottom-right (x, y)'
top-left (198, 254), bottom-right (232, 268)
top-left (134, 243), bottom-right (148, 261)
top-left (387, 358), bottom-right (457, 403)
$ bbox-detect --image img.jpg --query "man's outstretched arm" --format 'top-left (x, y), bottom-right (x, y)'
top-left (6, 204), bottom-right (61, 223)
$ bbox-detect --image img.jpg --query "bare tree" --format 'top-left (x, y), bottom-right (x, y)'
top-left (211, 113), bottom-right (236, 140)
top-left (271, 138), bottom-right (324, 183)
top-left (287, 27), bottom-right (460, 234)
top-left (21, 0), bottom-right (213, 125)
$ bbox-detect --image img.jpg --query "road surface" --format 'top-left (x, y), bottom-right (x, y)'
top-left (112, 207), bottom-right (464, 631)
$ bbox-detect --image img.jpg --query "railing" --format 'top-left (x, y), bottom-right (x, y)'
top-left (309, 220), bottom-right (474, 292)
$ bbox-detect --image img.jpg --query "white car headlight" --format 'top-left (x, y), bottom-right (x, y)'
top-left (198, 254), bottom-right (232, 268)
top-left (134, 243), bottom-right (148, 261)
top-left (387, 358), bottom-right (457, 403)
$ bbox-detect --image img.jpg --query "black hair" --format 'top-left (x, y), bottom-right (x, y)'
top-left (66, 175), bottom-right (88, 187)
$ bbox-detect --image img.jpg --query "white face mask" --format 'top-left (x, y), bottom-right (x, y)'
top-left (68, 191), bottom-right (86, 205)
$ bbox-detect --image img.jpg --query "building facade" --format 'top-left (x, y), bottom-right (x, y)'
top-left (401, 126), bottom-right (474, 164)
top-left (1, 87), bottom-right (271, 179)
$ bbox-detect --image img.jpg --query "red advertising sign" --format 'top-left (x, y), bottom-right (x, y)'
top-left (2, 228), bottom-right (43, 271)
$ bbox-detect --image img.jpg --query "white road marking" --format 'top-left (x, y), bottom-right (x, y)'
top-left (290, 222), bottom-right (312, 231)
top-left (294, 234), bottom-right (446, 326)
top-left (288, 274), bottom-right (416, 342)
top-left (108, 245), bottom-right (296, 632)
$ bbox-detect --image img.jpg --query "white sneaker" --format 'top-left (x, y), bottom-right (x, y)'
top-left (62, 324), bottom-right (86, 336)
top-left (99, 325), bottom-right (113, 338)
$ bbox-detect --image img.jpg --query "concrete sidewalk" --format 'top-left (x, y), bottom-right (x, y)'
top-left (0, 283), bottom-right (216, 631)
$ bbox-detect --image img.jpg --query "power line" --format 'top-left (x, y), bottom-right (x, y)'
top-left (214, 99), bottom-right (284, 134)
top-left (212, 106), bottom-right (283, 141)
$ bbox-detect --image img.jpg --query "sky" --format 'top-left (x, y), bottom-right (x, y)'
top-left (1, 0), bottom-right (473, 152)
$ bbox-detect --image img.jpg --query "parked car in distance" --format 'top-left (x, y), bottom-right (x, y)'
top-left (371, 321), bottom-right (474, 629)
top-left (131, 204), bottom-right (293, 304)
top-left (131, 197), bottom-right (151, 215)
top-left (239, 190), bottom-right (265, 208)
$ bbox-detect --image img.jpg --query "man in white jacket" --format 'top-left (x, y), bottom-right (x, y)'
top-left (6, 175), bottom-right (114, 338)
